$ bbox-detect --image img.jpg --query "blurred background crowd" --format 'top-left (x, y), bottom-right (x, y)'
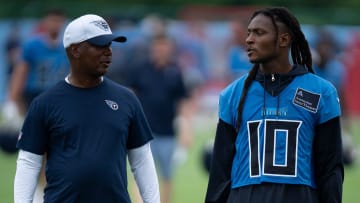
top-left (0, 1), bottom-right (360, 203)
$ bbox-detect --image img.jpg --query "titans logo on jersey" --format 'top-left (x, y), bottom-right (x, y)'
top-left (219, 72), bottom-right (341, 189)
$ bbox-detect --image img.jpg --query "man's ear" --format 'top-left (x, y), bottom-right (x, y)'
top-left (279, 32), bottom-right (291, 48)
top-left (70, 44), bottom-right (80, 58)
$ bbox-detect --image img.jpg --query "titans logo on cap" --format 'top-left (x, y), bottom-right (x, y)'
top-left (90, 20), bottom-right (110, 31)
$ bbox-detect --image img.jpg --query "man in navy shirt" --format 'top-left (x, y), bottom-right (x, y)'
top-left (14, 14), bottom-right (160, 203)
top-left (205, 7), bottom-right (343, 203)
top-left (126, 34), bottom-right (188, 203)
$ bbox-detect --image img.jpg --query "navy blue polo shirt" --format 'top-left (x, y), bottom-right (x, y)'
top-left (126, 61), bottom-right (187, 135)
top-left (17, 78), bottom-right (153, 203)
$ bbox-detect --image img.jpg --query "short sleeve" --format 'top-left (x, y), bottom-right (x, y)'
top-left (218, 90), bottom-right (235, 126)
top-left (17, 98), bottom-right (49, 155)
top-left (21, 40), bottom-right (34, 64)
top-left (127, 95), bottom-right (153, 149)
top-left (218, 80), bottom-right (243, 128)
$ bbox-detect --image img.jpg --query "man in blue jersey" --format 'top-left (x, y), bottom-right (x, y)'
top-left (1, 9), bottom-right (68, 155)
top-left (205, 7), bottom-right (343, 203)
top-left (14, 14), bottom-right (160, 203)
top-left (7, 9), bottom-right (69, 116)
top-left (1, 9), bottom-right (69, 201)
top-left (313, 28), bottom-right (357, 165)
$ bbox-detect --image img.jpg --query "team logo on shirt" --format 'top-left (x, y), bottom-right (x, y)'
top-left (293, 88), bottom-right (320, 113)
top-left (105, 100), bottom-right (118, 111)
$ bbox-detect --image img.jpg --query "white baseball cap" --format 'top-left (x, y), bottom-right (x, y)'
top-left (63, 14), bottom-right (126, 48)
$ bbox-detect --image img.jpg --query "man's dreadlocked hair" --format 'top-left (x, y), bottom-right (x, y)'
top-left (235, 7), bottom-right (314, 132)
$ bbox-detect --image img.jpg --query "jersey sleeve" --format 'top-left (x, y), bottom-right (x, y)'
top-left (21, 39), bottom-right (35, 64)
top-left (218, 90), bottom-right (234, 126)
top-left (16, 98), bottom-right (49, 155)
top-left (218, 79), bottom-right (244, 127)
top-left (318, 84), bottom-right (341, 124)
top-left (127, 94), bottom-right (153, 149)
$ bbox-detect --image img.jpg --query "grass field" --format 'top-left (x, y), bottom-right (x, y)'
top-left (1, 117), bottom-right (359, 203)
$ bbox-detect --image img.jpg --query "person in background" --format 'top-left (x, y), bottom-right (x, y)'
top-left (0, 22), bottom-right (22, 154)
top-left (14, 14), bottom-right (160, 203)
top-left (4, 22), bottom-right (21, 77)
top-left (205, 7), bottom-right (343, 203)
top-left (313, 28), bottom-right (357, 166)
top-left (126, 34), bottom-right (190, 203)
top-left (2, 9), bottom-right (68, 202)
top-left (6, 9), bottom-right (69, 116)
top-left (226, 18), bottom-right (253, 81)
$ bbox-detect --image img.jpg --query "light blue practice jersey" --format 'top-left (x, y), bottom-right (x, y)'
top-left (219, 72), bottom-right (341, 189)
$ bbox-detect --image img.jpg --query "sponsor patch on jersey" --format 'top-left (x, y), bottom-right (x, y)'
top-left (105, 100), bottom-right (118, 111)
top-left (293, 88), bottom-right (320, 113)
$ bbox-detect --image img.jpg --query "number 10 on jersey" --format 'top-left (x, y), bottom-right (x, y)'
top-left (247, 119), bottom-right (302, 177)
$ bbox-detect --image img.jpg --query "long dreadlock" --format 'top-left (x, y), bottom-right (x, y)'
top-left (235, 7), bottom-right (313, 133)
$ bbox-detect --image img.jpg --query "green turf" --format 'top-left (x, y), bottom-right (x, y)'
top-left (342, 118), bottom-right (360, 203)
top-left (1, 118), bottom-right (359, 203)
top-left (0, 151), bottom-right (17, 203)
top-left (172, 128), bottom-right (211, 203)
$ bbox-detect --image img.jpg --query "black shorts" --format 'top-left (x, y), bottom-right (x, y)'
top-left (227, 183), bottom-right (319, 203)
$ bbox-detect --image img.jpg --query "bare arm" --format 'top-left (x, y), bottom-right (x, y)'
top-left (8, 61), bottom-right (28, 114)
